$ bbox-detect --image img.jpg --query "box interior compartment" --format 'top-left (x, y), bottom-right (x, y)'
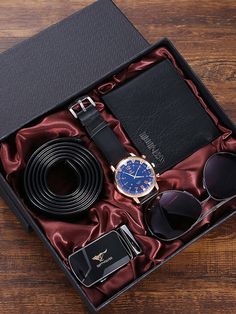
top-left (0, 42), bottom-right (235, 310)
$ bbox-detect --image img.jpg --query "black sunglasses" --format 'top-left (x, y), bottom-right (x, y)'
top-left (144, 152), bottom-right (236, 242)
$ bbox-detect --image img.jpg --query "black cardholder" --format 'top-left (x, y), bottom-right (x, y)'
top-left (102, 60), bottom-right (220, 173)
top-left (69, 225), bottom-right (142, 287)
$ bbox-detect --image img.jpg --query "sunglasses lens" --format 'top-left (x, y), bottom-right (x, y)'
top-left (145, 191), bottom-right (202, 241)
top-left (204, 153), bottom-right (236, 200)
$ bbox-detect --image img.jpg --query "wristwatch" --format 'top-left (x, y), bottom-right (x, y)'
top-left (69, 96), bottom-right (159, 205)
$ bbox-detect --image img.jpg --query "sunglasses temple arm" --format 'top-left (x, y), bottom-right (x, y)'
top-left (200, 195), bottom-right (211, 205)
top-left (198, 195), bottom-right (236, 222)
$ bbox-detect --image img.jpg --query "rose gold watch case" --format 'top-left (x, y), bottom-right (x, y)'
top-left (113, 156), bottom-right (159, 200)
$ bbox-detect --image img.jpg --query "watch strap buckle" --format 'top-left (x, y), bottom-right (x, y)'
top-left (69, 96), bottom-right (96, 118)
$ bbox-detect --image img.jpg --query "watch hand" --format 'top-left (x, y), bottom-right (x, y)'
top-left (135, 176), bottom-right (145, 179)
top-left (134, 164), bottom-right (142, 179)
top-left (123, 172), bottom-right (135, 178)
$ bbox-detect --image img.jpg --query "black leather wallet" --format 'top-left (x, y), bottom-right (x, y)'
top-left (102, 60), bottom-right (220, 173)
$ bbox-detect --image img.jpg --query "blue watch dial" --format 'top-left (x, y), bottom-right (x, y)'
top-left (115, 157), bottom-right (156, 198)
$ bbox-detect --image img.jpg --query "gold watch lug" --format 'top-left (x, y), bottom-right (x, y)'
top-left (133, 197), bottom-right (140, 204)
top-left (155, 182), bottom-right (160, 191)
top-left (111, 165), bottom-right (116, 173)
top-left (130, 153), bottom-right (136, 157)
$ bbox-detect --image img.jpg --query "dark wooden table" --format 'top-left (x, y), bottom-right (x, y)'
top-left (0, 1), bottom-right (235, 313)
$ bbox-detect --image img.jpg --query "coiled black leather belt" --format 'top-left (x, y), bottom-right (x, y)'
top-left (24, 137), bottom-right (103, 217)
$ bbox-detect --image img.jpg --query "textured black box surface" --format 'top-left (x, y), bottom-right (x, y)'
top-left (0, 0), bottom-right (148, 141)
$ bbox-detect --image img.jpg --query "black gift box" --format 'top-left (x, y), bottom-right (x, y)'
top-left (0, 0), bottom-right (149, 231)
top-left (0, 0), bottom-right (235, 312)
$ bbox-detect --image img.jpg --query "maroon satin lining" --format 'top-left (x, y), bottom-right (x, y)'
top-left (0, 47), bottom-right (235, 306)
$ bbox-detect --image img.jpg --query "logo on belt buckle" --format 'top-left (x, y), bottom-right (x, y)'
top-left (92, 249), bottom-right (108, 262)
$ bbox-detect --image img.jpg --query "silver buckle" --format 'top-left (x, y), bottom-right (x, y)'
top-left (69, 96), bottom-right (96, 118)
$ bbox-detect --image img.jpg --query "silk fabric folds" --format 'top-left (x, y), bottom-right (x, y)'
top-left (1, 47), bottom-right (235, 306)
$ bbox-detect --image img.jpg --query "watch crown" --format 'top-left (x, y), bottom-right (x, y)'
top-left (151, 163), bottom-right (156, 168)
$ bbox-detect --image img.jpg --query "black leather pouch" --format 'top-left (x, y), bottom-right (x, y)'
top-left (102, 60), bottom-right (220, 173)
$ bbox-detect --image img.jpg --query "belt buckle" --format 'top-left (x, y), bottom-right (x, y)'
top-left (69, 96), bottom-right (96, 118)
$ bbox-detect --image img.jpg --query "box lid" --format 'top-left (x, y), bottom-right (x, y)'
top-left (0, 0), bottom-right (148, 141)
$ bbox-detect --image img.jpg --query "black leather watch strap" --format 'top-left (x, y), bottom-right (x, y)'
top-left (139, 189), bottom-right (159, 206)
top-left (69, 97), bottom-right (129, 166)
